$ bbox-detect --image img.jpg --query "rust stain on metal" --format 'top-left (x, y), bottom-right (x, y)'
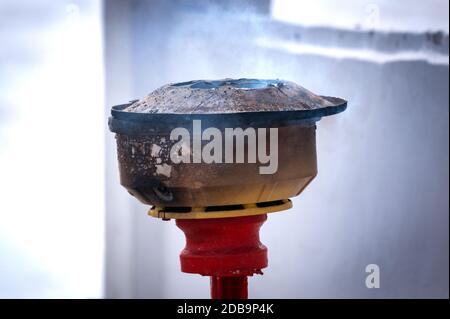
top-left (124, 78), bottom-right (337, 114)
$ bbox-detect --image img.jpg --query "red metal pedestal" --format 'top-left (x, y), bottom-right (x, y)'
top-left (176, 214), bottom-right (267, 299)
top-left (211, 276), bottom-right (248, 299)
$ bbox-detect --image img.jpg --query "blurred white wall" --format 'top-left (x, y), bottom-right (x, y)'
top-left (272, 0), bottom-right (449, 32)
top-left (1, 0), bottom-right (446, 299)
top-left (0, 0), bottom-right (104, 298)
top-left (104, 0), bottom-right (449, 298)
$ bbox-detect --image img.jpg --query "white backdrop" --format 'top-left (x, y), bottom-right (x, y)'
top-left (0, 0), bottom-right (448, 299)
top-left (0, 0), bottom-right (104, 298)
top-left (104, 0), bottom-right (449, 298)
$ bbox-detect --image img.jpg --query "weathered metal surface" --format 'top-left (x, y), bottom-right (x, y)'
top-left (114, 124), bottom-right (317, 207)
top-left (108, 78), bottom-right (346, 208)
top-left (123, 78), bottom-right (345, 114)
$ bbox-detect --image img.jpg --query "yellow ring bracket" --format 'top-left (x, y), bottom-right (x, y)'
top-left (148, 199), bottom-right (292, 220)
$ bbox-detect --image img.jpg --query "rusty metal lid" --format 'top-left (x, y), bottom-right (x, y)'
top-left (123, 78), bottom-right (346, 114)
top-left (109, 79), bottom-right (346, 135)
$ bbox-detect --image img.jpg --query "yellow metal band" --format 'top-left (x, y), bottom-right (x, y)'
top-left (148, 199), bottom-right (292, 220)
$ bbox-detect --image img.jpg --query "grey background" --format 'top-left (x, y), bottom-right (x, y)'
top-left (104, 0), bottom-right (449, 298)
top-left (0, 0), bottom-right (447, 298)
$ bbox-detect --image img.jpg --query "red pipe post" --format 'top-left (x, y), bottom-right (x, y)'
top-left (210, 276), bottom-right (248, 299)
top-left (176, 214), bottom-right (267, 299)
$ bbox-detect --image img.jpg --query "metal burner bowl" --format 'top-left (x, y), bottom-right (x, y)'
top-left (108, 79), bottom-right (346, 208)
